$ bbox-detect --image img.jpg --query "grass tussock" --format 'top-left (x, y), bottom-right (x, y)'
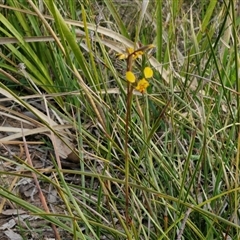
top-left (0, 1), bottom-right (239, 239)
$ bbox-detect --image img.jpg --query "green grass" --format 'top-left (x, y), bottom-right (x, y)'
top-left (0, 0), bottom-right (239, 239)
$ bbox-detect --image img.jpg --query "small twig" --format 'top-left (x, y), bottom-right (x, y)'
top-left (176, 207), bottom-right (192, 240)
top-left (21, 123), bottom-right (61, 240)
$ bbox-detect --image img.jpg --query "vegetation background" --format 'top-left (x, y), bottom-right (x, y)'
top-left (0, 0), bottom-right (239, 239)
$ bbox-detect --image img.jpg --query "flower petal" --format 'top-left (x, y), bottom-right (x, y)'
top-left (133, 51), bottom-right (143, 59)
top-left (116, 53), bottom-right (127, 60)
top-left (126, 71), bottom-right (136, 83)
top-left (126, 48), bottom-right (134, 54)
top-left (144, 67), bottom-right (153, 78)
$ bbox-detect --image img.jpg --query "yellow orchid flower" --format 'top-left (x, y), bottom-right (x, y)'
top-left (135, 78), bottom-right (149, 93)
top-left (117, 47), bottom-right (144, 60)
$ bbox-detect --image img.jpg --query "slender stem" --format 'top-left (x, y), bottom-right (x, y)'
top-left (124, 83), bottom-right (133, 226)
top-left (124, 54), bottom-right (134, 226)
